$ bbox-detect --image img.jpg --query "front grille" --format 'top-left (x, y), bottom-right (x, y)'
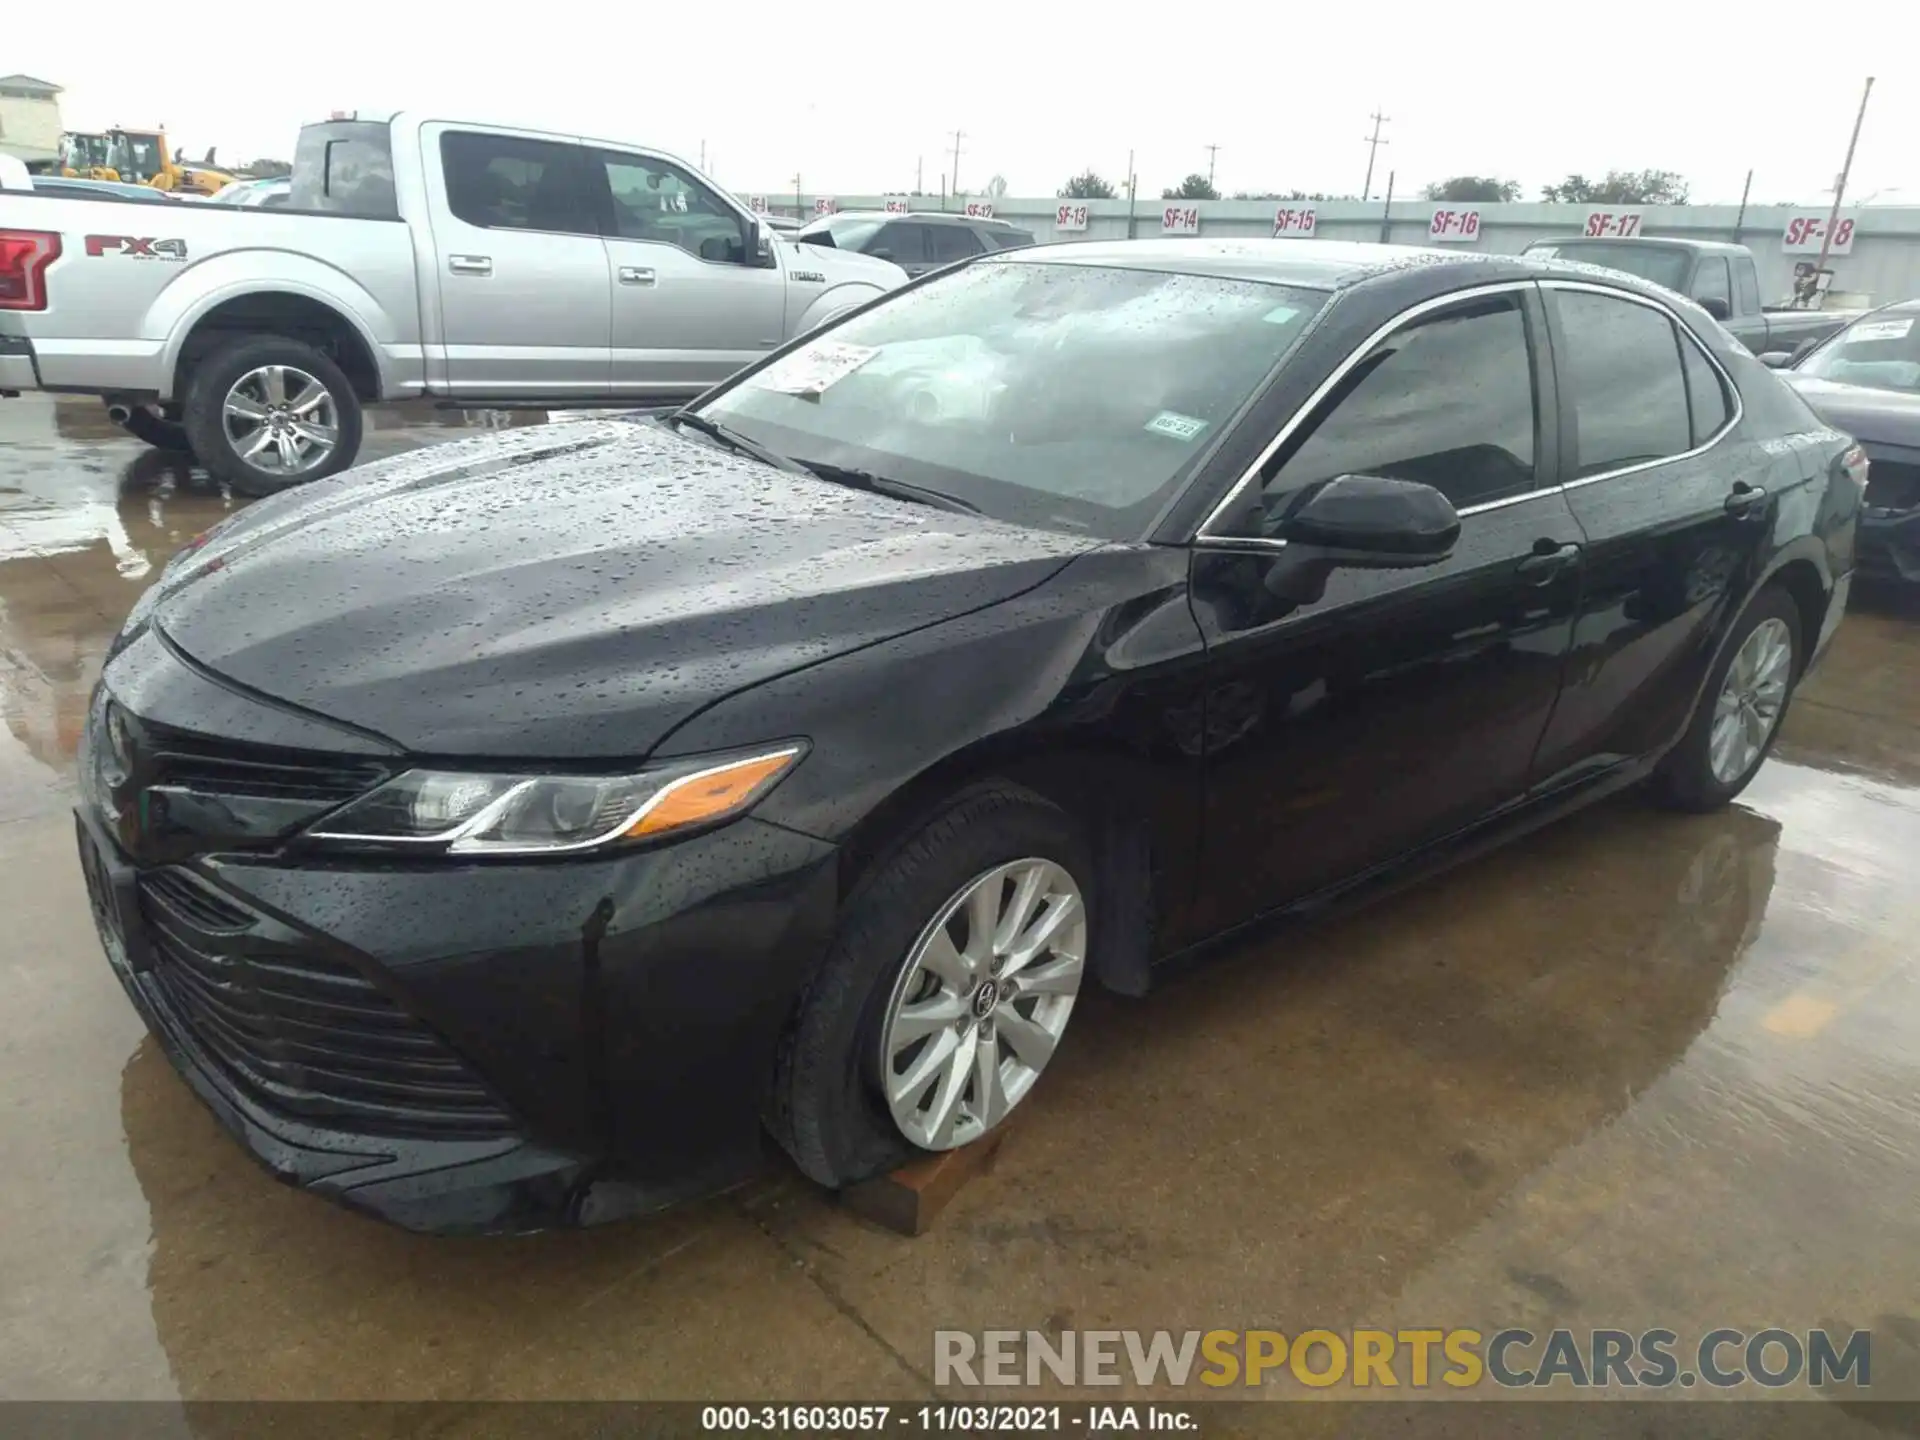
top-left (1863, 458), bottom-right (1920, 513)
top-left (145, 727), bottom-right (389, 805)
top-left (137, 868), bottom-right (515, 1139)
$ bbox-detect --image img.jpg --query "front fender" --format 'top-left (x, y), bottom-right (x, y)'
top-left (152, 249), bottom-right (411, 400)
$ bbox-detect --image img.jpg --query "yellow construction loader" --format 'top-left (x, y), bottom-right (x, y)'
top-left (101, 128), bottom-right (239, 195)
top-left (56, 132), bottom-right (119, 179)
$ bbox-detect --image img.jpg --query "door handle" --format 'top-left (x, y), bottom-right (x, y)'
top-left (448, 255), bottom-right (492, 275)
top-left (618, 266), bottom-right (657, 286)
top-left (1516, 540), bottom-right (1581, 584)
top-left (1724, 481), bottom-right (1768, 516)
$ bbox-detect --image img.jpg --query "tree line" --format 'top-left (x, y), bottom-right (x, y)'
top-left (1058, 168), bottom-right (1692, 205)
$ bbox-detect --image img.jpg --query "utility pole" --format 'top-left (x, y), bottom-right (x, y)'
top-left (948, 129), bottom-right (966, 198)
top-left (1733, 168), bottom-right (1753, 241)
top-left (1204, 144), bottom-right (1220, 190)
top-left (916, 155), bottom-right (923, 195)
top-left (1125, 148), bottom-right (1137, 240)
top-left (1361, 109), bottom-right (1390, 202)
top-left (791, 173), bottom-right (802, 221)
top-left (1813, 76), bottom-right (1874, 300)
top-left (1379, 170), bottom-right (1395, 243)
top-left (699, 140), bottom-right (707, 172)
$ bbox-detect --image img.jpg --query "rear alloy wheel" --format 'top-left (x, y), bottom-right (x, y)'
top-left (182, 335), bottom-right (363, 495)
top-left (878, 858), bottom-right (1086, 1151)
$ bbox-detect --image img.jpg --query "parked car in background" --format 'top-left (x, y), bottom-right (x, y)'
top-left (30, 176), bottom-right (180, 204)
top-left (1773, 300), bottom-right (1920, 586)
top-left (75, 240), bottom-right (1858, 1233)
top-left (1521, 237), bottom-right (1861, 356)
top-left (0, 113), bottom-right (906, 492)
top-left (796, 210), bottom-right (1035, 277)
top-left (207, 176), bottom-right (292, 208)
top-left (758, 213), bottom-right (803, 233)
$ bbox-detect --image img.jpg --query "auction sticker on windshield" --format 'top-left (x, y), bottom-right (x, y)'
top-left (1850, 318), bottom-right (1914, 343)
top-left (1146, 411), bottom-right (1208, 441)
top-left (750, 342), bottom-right (877, 396)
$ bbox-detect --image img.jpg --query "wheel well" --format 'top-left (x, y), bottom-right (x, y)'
top-left (1765, 559), bottom-right (1829, 672)
top-left (834, 741), bottom-right (1158, 997)
top-left (175, 293), bottom-right (380, 402)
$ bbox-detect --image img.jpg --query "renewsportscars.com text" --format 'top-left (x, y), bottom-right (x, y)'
top-left (933, 1327), bottom-right (1871, 1390)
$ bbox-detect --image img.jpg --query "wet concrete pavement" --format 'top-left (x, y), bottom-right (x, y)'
top-left (4, 393), bottom-right (1920, 1425)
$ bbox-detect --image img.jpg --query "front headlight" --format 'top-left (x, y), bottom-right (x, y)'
top-left (306, 744), bottom-right (804, 856)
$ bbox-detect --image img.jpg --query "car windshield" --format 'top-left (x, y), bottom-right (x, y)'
top-left (693, 260), bottom-right (1328, 539)
top-left (1529, 242), bottom-right (1692, 292)
top-left (1797, 310), bottom-right (1920, 394)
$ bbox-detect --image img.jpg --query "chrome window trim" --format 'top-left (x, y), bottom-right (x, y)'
top-left (1538, 279), bottom-right (1745, 493)
top-left (1193, 275), bottom-right (1743, 546)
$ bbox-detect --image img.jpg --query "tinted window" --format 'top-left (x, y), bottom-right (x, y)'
top-left (1528, 241), bottom-right (1691, 292)
top-left (597, 152), bottom-right (748, 262)
top-left (1551, 290), bottom-right (1692, 476)
top-left (876, 223), bottom-right (928, 264)
top-left (1263, 296), bottom-right (1538, 514)
top-left (929, 224), bottom-right (984, 263)
top-left (290, 121), bottom-right (397, 218)
top-left (1733, 256), bottom-right (1762, 314)
top-left (1679, 332), bottom-right (1732, 444)
top-left (1693, 256), bottom-right (1731, 310)
top-left (990, 228), bottom-right (1037, 250)
top-left (440, 132), bottom-right (596, 234)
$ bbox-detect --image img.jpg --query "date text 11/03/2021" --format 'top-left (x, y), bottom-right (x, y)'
top-left (700, 1406), bottom-right (1195, 1432)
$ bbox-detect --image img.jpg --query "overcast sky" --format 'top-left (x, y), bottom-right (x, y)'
top-left (15, 2), bottom-right (1917, 206)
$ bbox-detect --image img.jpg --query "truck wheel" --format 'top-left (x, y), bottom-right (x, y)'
top-left (114, 402), bottom-right (190, 452)
top-left (182, 336), bottom-right (363, 497)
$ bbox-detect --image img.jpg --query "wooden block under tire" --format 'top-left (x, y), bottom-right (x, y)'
top-left (840, 1119), bottom-right (1018, 1236)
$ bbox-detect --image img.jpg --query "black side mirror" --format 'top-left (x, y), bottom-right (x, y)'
top-left (1698, 296), bottom-right (1732, 322)
top-left (1758, 350), bottom-right (1794, 369)
top-left (1263, 474), bottom-right (1460, 604)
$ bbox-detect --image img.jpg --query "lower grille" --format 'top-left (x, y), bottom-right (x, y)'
top-left (1864, 458), bottom-right (1920, 513)
top-left (137, 869), bottom-right (515, 1139)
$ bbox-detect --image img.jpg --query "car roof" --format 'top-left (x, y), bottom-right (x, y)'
top-left (1527, 235), bottom-right (1747, 255)
top-left (814, 209), bottom-right (1020, 228)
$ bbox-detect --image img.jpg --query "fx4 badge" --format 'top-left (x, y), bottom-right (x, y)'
top-left (85, 236), bottom-right (188, 262)
top-left (791, 269), bottom-right (826, 284)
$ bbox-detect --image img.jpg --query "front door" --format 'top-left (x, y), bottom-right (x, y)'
top-left (593, 150), bottom-right (789, 396)
top-left (1528, 283), bottom-right (1798, 786)
top-left (1190, 286), bottom-right (1583, 932)
top-left (426, 125), bottom-right (611, 398)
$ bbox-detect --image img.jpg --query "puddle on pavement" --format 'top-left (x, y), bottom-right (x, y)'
top-left (4, 391), bottom-right (1920, 1401)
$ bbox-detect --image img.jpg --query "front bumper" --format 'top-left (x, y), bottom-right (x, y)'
top-left (76, 793), bottom-right (839, 1234)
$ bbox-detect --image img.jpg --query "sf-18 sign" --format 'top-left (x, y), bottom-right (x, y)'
top-left (1272, 207), bottom-right (1316, 238)
top-left (1582, 210), bottom-right (1643, 238)
top-left (1162, 204), bottom-right (1200, 235)
top-left (1782, 215), bottom-right (1856, 256)
top-left (1055, 202), bottom-right (1090, 233)
top-left (1429, 207), bottom-right (1481, 243)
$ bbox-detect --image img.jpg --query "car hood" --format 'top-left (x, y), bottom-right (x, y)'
top-left (776, 235), bottom-right (906, 286)
top-left (1782, 374), bottom-right (1920, 448)
top-left (149, 418), bottom-right (1097, 758)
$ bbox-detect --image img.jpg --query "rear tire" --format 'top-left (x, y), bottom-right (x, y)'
top-left (766, 784), bottom-right (1094, 1189)
top-left (1650, 585), bottom-right (1803, 812)
top-left (115, 402), bottom-right (190, 452)
top-left (182, 335), bottom-right (363, 496)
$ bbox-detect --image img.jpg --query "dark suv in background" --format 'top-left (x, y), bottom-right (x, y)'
top-left (796, 210), bottom-right (1035, 276)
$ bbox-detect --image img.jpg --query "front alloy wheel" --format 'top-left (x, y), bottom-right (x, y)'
top-left (879, 858), bottom-right (1086, 1150)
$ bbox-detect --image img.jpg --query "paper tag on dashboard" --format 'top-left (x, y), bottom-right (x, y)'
top-left (1145, 411), bottom-right (1208, 442)
top-left (751, 342), bottom-right (877, 396)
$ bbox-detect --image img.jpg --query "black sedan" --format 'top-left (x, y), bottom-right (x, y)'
top-left (1769, 299), bottom-right (1920, 586)
top-left (75, 240), bottom-right (1862, 1233)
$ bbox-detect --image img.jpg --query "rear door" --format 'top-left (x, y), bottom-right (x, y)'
top-left (1528, 281), bottom-right (1783, 788)
top-left (593, 149), bottom-right (789, 396)
top-left (423, 124), bottom-right (610, 397)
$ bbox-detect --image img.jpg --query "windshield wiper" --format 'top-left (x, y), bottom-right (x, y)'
top-left (794, 460), bottom-right (981, 515)
top-left (668, 411), bottom-right (808, 474)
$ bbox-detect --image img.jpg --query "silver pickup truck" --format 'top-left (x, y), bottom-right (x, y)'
top-left (0, 114), bottom-right (906, 492)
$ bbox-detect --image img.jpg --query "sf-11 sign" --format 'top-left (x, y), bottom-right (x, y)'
top-left (813, 197), bottom-right (837, 216)
top-left (1429, 208), bottom-right (1481, 243)
top-left (1582, 210), bottom-right (1644, 238)
top-left (1272, 207), bottom-right (1316, 238)
top-left (883, 197), bottom-right (911, 215)
top-left (1055, 202), bottom-right (1090, 233)
top-left (1162, 205), bottom-right (1201, 235)
top-left (1782, 215), bottom-right (1856, 256)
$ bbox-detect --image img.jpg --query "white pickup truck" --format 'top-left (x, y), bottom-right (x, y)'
top-left (0, 114), bottom-right (906, 492)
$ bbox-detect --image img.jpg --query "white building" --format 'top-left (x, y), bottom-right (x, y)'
top-left (0, 75), bottom-right (62, 167)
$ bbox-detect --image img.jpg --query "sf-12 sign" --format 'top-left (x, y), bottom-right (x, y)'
top-left (1428, 207), bottom-right (1481, 243)
top-left (1162, 204), bottom-right (1201, 235)
top-left (963, 200), bottom-right (994, 219)
top-left (1055, 202), bottom-right (1090, 233)
top-left (1582, 209), bottom-right (1643, 238)
top-left (883, 196), bottom-right (911, 215)
top-left (1782, 215), bottom-right (1856, 256)
top-left (813, 197), bottom-right (837, 216)
top-left (1272, 206), bottom-right (1316, 238)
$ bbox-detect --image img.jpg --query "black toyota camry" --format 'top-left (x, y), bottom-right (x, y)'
top-left (76, 240), bottom-right (1863, 1233)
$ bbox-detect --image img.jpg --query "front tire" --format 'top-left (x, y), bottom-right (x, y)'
top-left (1651, 585), bottom-right (1803, 812)
top-left (767, 784), bottom-right (1094, 1188)
top-left (182, 335), bottom-right (363, 496)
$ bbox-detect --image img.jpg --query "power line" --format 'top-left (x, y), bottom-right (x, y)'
top-left (1362, 109), bottom-right (1390, 202)
top-left (948, 129), bottom-right (966, 197)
